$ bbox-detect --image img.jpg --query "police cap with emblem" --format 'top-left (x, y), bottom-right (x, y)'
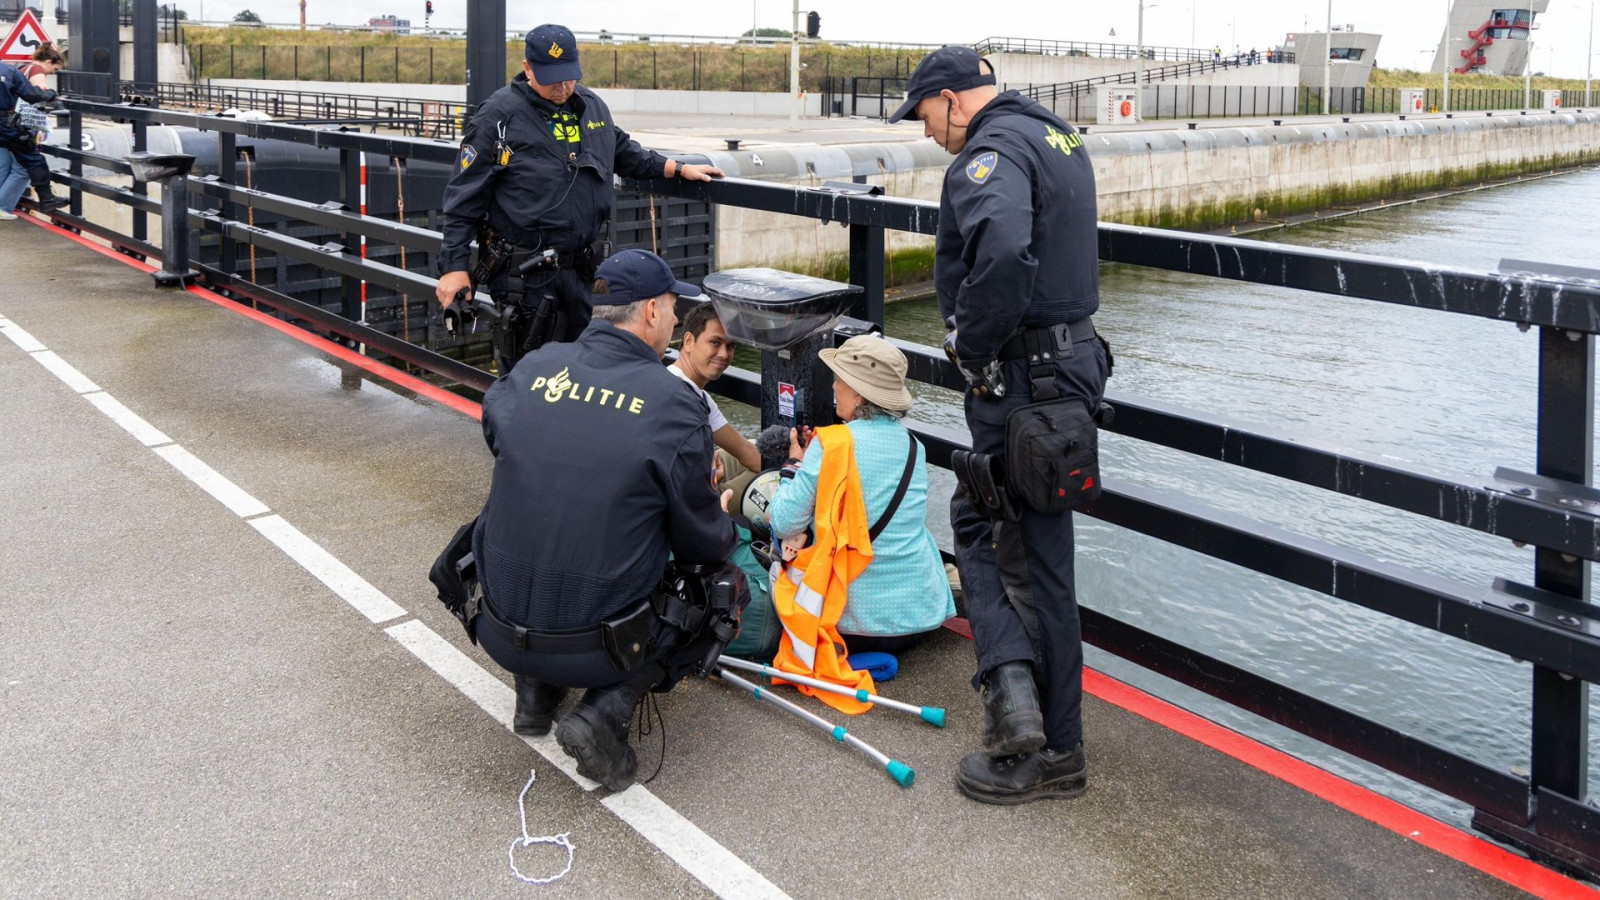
top-left (526, 23), bottom-right (583, 83)
top-left (887, 45), bottom-right (997, 123)
top-left (595, 249), bottom-right (701, 304)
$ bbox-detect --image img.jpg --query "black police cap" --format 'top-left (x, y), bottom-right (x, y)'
top-left (887, 46), bottom-right (997, 123)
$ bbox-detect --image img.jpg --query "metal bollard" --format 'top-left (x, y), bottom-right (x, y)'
top-left (125, 152), bottom-right (197, 288)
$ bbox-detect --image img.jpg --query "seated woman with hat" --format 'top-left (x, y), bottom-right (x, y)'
top-left (764, 335), bottom-right (955, 659)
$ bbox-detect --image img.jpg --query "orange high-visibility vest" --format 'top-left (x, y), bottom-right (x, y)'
top-left (771, 425), bottom-right (876, 714)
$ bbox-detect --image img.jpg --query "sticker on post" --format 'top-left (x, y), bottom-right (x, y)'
top-left (778, 382), bottom-right (796, 419)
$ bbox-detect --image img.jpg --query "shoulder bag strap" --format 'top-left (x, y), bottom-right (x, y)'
top-left (868, 431), bottom-right (919, 542)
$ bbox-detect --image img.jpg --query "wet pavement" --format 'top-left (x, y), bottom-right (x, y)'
top-left (0, 218), bottom-right (1561, 898)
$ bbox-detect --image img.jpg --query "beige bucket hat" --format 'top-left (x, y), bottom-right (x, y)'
top-left (819, 335), bottom-right (914, 412)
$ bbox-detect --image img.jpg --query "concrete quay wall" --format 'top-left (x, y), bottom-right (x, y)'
top-left (61, 111), bottom-right (1600, 275)
top-left (697, 111), bottom-right (1600, 270)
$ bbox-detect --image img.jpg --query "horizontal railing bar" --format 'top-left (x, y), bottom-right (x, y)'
top-left (1105, 393), bottom-right (1600, 561)
top-left (1081, 606), bottom-right (1532, 825)
top-left (704, 363), bottom-right (1600, 679)
top-left (1093, 480), bottom-right (1600, 684)
top-left (1098, 224), bottom-right (1600, 335)
top-left (186, 179), bottom-right (444, 254)
top-left (57, 100), bottom-right (1600, 335)
top-left (188, 265), bottom-right (495, 394)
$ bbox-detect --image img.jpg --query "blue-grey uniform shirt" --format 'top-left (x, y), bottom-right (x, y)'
top-left (439, 77), bottom-right (669, 272)
top-left (936, 91), bottom-right (1100, 369)
top-left (474, 320), bottom-right (736, 632)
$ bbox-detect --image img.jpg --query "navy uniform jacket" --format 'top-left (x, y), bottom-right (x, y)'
top-left (0, 63), bottom-right (55, 144)
top-left (474, 319), bottom-right (736, 632)
top-left (935, 91), bottom-right (1100, 369)
top-left (439, 77), bottom-right (668, 273)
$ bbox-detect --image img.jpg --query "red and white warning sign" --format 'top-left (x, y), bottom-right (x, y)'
top-left (0, 10), bottom-right (52, 63)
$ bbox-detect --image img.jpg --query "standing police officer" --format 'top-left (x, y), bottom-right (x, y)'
top-left (473, 248), bottom-right (737, 791)
top-left (435, 24), bottom-right (723, 371)
top-left (889, 47), bottom-right (1110, 804)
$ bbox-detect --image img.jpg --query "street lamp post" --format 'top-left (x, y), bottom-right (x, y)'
top-left (1323, 0), bottom-right (1333, 115)
top-left (1525, 36), bottom-right (1534, 108)
top-left (789, 0), bottom-right (800, 131)
top-left (1443, 0), bottom-right (1452, 114)
top-left (1136, 0), bottom-right (1145, 121)
top-left (1587, 0), bottom-right (1595, 105)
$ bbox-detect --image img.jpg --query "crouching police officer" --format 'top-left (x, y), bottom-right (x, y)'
top-left (470, 249), bottom-right (740, 791)
top-left (890, 47), bottom-right (1111, 804)
top-left (435, 23), bottom-right (723, 372)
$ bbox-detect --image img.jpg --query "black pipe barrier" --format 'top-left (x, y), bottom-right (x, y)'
top-left (42, 98), bottom-right (1600, 877)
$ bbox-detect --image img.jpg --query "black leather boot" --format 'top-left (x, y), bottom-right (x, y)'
top-left (512, 674), bottom-right (569, 737)
top-left (28, 170), bottom-right (67, 211)
top-left (956, 744), bottom-right (1087, 805)
top-left (554, 663), bottom-right (664, 791)
top-left (981, 661), bottom-right (1046, 755)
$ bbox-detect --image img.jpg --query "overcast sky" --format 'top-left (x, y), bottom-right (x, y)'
top-left (170, 0), bottom-right (1600, 81)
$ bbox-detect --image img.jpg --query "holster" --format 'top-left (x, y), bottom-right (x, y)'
top-left (951, 449), bottom-right (1020, 521)
top-left (427, 517), bottom-right (482, 644)
top-left (600, 600), bottom-right (657, 672)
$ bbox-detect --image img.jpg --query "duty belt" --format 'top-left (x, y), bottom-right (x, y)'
top-left (478, 593), bottom-right (646, 654)
top-left (507, 245), bottom-right (590, 273)
top-left (996, 316), bottom-right (1097, 364)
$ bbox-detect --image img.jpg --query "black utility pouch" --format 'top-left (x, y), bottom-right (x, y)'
top-left (428, 517), bottom-right (482, 644)
top-left (1004, 398), bottom-right (1101, 514)
top-left (601, 601), bottom-right (656, 673)
top-left (951, 449), bottom-right (1021, 521)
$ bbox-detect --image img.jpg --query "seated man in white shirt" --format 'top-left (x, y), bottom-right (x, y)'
top-left (670, 302), bottom-right (762, 477)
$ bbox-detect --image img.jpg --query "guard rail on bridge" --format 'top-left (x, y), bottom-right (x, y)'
top-left (33, 96), bottom-right (1600, 880)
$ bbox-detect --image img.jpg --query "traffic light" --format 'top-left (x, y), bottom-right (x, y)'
top-left (425, 0), bottom-right (433, 15)
top-left (806, 10), bottom-right (820, 39)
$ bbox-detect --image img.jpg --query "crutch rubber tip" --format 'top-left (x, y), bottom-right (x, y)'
top-left (920, 707), bottom-right (946, 728)
top-left (886, 760), bottom-right (915, 787)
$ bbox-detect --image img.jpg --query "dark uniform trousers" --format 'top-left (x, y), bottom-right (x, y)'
top-left (492, 262), bottom-right (594, 369)
top-left (952, 332), bottom-right (1109, 752)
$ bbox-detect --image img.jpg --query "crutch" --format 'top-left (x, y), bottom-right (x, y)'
top-left (717, 655), bottom-right (946, 727)
top-left (716, 667), bottom-right (915, 787)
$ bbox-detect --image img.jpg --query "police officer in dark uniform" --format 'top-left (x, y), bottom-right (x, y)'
top-left (435, 24), bottom-right (723, 372)
top-left (890, 47), bottom-right (1111, 804)
top-left (473, 248), bottom-right (737, 791)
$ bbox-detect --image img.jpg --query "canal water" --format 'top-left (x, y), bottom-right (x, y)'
top-left (727, 165), bottom-right (1600, 827)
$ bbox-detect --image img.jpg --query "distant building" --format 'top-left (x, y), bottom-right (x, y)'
top-left (367, 15), bottom-right (411, 34)
top-left (1285, 30), bottom-right (1383, 89)
top-left (1431, 1), bottom-right (1549, 76)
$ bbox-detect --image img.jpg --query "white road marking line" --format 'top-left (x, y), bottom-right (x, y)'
top-left (2, 306), bottom-right (789, 899)
top-left (383, 620), bottom-right (600, 790)
top-left (83, 392), bottom-right (173, 447)
top-left (30, 350), bottom-right (101, 394)
top-left (0, 318), bottom-right (46, 352)
top-left (385, 621), bottom-right (791, 900)
top-left (603, 788), bottom-right (794, 900)
top-left (250, 515), bottom-right (408, 624)
top-left (152, 444), bottom-right (272, 519)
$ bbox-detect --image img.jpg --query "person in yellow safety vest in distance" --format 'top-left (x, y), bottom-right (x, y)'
top-left (762, 335), bottom-right (956, 713)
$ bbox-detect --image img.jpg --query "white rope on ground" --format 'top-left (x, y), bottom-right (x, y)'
top-left (507, 769), bottom-right (575, 886)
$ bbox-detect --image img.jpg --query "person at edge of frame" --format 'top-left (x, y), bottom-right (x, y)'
top-left (11, 42), bottom-right (68, 212)
top-left (888, 45), bottom-right (1111, 805)
top-left (434, 23), bottom-right (724, 372)
top-left (473, 248), bottom-right (738, 792)
top-left (0, 59), bottom-right (59, 220)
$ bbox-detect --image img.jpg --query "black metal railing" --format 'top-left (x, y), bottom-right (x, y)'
top-left (38, 97), bottom-right (1600, 879)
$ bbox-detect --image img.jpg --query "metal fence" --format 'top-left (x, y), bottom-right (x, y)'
top-left (183, 42), bottom-right (924, 92)
top-left (35, 97), bottom-right (1600, 881)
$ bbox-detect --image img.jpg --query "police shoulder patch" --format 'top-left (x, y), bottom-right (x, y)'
top-left (458, 144), bottom-right (478, 171)
top-left (965, 151), bottom-right (998, 184)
